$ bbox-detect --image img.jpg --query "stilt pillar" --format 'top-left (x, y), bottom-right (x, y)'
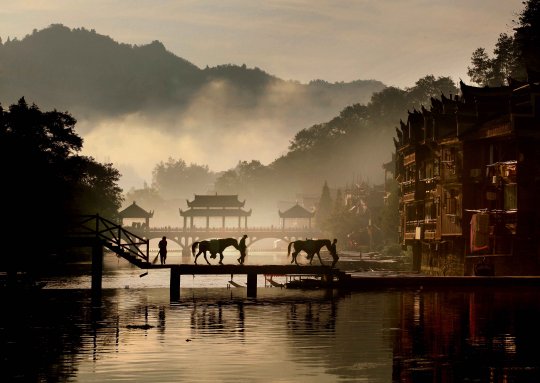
top-left (170, 266), bottom-right (181, 300)
top-left (247, 273), bottom-right (257, 298)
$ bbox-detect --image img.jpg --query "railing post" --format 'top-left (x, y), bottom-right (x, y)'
top-left (95, 213), bottom-right (99, 239)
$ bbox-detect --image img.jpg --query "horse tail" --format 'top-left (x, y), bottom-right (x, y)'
top-left (191, 241), bottom-right (199, 256)
top-left (287, 241), bottom-right (293, 257)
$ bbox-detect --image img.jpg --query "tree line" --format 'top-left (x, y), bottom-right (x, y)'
top-left (0, 98), bottom-right (123, 274)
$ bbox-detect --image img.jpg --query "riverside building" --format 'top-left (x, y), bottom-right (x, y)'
top-left (394, 79), bottom-right (540, 275)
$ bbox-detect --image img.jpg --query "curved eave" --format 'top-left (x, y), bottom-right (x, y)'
top-left (180, 208), bottom-right (252, 217)
top-left (279, 213), bottom-right (315, 219)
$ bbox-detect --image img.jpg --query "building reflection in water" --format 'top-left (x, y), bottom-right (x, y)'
top-left (393, 288), bottom-right (540, 382)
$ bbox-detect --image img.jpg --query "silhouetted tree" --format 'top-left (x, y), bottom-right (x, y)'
top-left (125, 182), bottom-right (163, 208)
top-left (315, 181), bottom-right (333, 231)
top-left (514, 0), bottom-right (540, 77)
top-left (406, 75), bottom-right (458, 108)
top-left (214, 160), bottom-right (271, 199)
top-left (151, 157), bottom-right (215, 199)
top-left (467, 0), bottom-right (539, 85)
top-left (467, 34), bottom-right (524, 86)
top-left (0, 98), bottom-right (123, 274)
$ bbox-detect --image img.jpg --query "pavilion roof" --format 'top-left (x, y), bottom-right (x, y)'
top-left (279, 203), bottom-right (314, 219)
top-left (118, 201), bottom-right (154, 218)
top-left (180, 208), bottom-right (252, 217)
top-left (187, 194), bottom-right (246, 208)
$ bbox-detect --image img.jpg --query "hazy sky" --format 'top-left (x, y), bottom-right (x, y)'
top-left (1, 1), bottom-right (525, 191)
top-left (2, 0), bottom-right (522, 88)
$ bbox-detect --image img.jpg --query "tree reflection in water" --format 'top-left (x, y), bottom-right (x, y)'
top-left (2, 287), bottom-right (540, 382)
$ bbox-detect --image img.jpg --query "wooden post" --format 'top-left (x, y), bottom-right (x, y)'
top-left (91, 242), bottom-right (103, 296)
top-left (247, 273), bottom-right (257, 298)
top-left (170, 266), bottom-right (181, 300)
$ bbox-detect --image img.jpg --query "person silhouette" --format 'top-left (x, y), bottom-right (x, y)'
top-left (158, 236), bottom-right (168, 265)
top-left (238, 234), bottom-right (248, 265)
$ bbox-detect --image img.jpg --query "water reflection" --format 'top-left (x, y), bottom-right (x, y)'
top-left (2, 287), bottom-right (540, 382)
top-left (393, 287), bottom-right (540, 382)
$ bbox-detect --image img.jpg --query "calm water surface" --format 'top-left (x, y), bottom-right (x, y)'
top-left (2, 252), bottom-right (540, 382)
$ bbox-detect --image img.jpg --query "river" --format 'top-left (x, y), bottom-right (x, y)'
top-left (2, 251), bottom-right (540, 382)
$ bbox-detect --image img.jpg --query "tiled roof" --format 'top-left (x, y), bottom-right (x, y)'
top-left (187, 194), bottom-right (245, 208)
top-left (279, 203), bottom-right (314, 218)
top-left (118, 201), bottom-right (154, 218)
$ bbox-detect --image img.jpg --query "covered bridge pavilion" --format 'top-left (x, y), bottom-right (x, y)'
top-left (180, 194), bottom-right (252, 229)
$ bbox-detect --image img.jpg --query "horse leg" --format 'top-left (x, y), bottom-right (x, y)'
top-left (315, 251), bottom-right (325, 266)
top-left (292, 250), bottom-right (301, 265)
top-left (204, 251), bottom-right (211, 265)
top-left (194, 250), bottom-right (202, 264)
top-left (219, 251), bottom-right (224, 265)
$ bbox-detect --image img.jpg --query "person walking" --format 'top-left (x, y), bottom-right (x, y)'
top-left (238, 234), bottom-right (248, 265)
top-left (158, 236), bottom-right (168, 265)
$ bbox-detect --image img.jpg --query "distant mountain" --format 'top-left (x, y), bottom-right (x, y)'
top-left (0, 24), bottom-right (389, 196)
top-left (0, 24), bottom-right (385, 121)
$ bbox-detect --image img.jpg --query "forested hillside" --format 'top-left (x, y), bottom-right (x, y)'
top-left (0, 24), bottom-right (384, 121)
top-left (214, 75), bottom-right (459, 201)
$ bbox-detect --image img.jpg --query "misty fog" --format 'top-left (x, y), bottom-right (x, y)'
top-left (78, 77), bottom-right (393, 228)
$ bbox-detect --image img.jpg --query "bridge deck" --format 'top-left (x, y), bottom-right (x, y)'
top-left (141, 263), bottom-right (339, 276)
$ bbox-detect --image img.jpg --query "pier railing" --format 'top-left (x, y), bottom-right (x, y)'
top-left (69, 214), bottom-right (150, 264)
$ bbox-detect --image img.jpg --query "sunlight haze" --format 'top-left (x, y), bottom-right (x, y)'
top-left (0, 0), bottom-right (523, 190)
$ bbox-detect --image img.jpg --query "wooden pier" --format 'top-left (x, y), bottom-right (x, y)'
top-left (144, 263), bottom-right (344, 299)
top-left (64, 215), bottom-right (348, 300)
top-left (67, 215), bottom-right (540, 302)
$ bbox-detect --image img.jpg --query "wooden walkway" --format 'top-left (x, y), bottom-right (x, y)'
top-left (145, 263), bottom-right (340, 275)
top-left (143, 264), bottom-right (346, 299)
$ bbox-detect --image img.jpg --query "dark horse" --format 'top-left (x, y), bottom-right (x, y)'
top-left (288, 238), bottom-right (339, 267)
top-left (192, 237), bottom-right (245, 265)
